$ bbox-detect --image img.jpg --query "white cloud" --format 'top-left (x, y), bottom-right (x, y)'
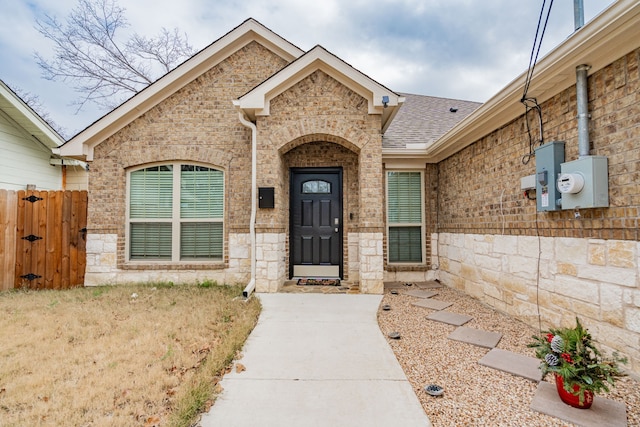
top-left (0, 0), bottom-right (614, 137)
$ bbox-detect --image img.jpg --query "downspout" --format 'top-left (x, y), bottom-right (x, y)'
top-left (237, 111), bottom-right (257, 298)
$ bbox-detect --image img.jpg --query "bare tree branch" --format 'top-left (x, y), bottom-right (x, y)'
top-left (34, 0), bottom-right (194, 111)
top-left (11, 86), bottom-right (68, 139)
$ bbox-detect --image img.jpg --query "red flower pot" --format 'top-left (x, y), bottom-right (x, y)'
top-left (554, 373), bottom-right (594, 409)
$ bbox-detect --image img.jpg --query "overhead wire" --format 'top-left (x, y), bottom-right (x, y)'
top-left (521, 0), bottom-right (554, 165)
top-left (521, 0), bottom-right (556, 332)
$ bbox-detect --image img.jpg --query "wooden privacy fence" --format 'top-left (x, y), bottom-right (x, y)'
top-left (0, 189), bottom-right (87, 290)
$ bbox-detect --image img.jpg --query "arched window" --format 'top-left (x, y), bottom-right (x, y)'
top-left (128, 163), bottom-right (224, 261)
top-left (302, 180), bottom-right (331, 194)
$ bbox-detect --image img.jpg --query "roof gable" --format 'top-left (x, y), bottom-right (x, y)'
top-left (234, 45), bottom-right (404, 131)
top-left (0, 79), bottom-right (64, 149)
top-left (58, 18), bottom-right (304, 160)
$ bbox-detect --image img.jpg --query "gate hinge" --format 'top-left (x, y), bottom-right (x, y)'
top-left (23, 195), bottom-right (43, 203)
top-left (22, 234), bottom-right (42, 242)
top-left (20, 273), bottom-right (42, 281)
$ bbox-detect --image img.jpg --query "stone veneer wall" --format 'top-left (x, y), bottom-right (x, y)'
top-left (85, 233), bottom-right (251, 286)
top-left (436, 233), bottom-right (639, 374)
top-left (434, 48), bottom-right (640, 374)
top-left (255, 233), bottom-right (286, 292)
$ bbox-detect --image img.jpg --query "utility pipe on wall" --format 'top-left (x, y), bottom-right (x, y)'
top-left (574, 1), bottom-right (590, 159)
top-left (573, 0), bottom-right (584, 30)
top-left (576, 64), bottom-right (591, 158)
top-left (237, 111), bottom-right (257, 298)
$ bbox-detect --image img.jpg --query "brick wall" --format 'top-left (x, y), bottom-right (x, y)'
top-left (435, 48), bottom-right (640, 374)
top-left (437, 48), bottom-right (639, 239)
top-left (87, 41), bottom-right (289, 274)
top-left (257, 70), bottom-right (382, 226)
top-left (254, 69), bottom-right (385, 291)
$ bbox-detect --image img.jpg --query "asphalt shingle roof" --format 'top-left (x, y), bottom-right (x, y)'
top-left (383, 93), bottom-right (481, 149)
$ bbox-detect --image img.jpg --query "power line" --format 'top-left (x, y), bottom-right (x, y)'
top-left (521, 0), bottom-right (554, 164)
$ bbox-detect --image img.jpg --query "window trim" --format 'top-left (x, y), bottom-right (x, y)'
top-left (125, 162), bottom-right (225, 264)
top-left (385, 169), bottom-right (425, 265)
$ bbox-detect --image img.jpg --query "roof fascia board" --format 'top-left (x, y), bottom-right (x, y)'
top-left (237, 46), bottom-right (402, 118)
top-left (59, 19), bottom-right (304, 160)
top-left (0, 80), bottom-right (64, 148)
top-left (423, 0), bottom-right (640, 163)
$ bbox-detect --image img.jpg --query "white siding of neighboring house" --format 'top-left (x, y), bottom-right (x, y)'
top-left (0, 111), bottom-right (62, 190)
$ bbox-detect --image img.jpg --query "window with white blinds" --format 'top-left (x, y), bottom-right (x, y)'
top-left (387, 171), bottom-right (423, 263)
top-left (128, 164), bottom-right (224, 261)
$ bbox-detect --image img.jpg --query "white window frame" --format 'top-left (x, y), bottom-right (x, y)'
top-left (125, 162), bottom-right (225, 263)
top-left (385, 169), bottom-right (425, 265)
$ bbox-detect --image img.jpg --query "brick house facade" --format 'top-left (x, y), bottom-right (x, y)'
top-left (59, 20), bottom-right (405, 294)
top-left (58, 3), bottom-right (640, 375)
top-left (421, 2), bottom-right (640, 375)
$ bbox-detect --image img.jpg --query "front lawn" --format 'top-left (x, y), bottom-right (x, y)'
top-left (0, 282), bottom-right (260, 426)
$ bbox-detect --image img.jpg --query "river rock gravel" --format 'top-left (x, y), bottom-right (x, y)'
top-left (377, 284), bottom-right (640, 427)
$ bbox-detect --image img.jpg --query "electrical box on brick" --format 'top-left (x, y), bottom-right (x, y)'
top-left (534, 141), bottom-right (565, 212)
top-left (558, 156), bottom-right (609, 209)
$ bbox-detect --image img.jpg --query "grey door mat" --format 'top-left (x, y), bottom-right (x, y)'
top-left (426, 311), bottom-right (472, 326)
top-left (403, 289), bottom-right (438, 299)
top-left (411, 299), bottom-right (453, 311)
top-left (530, 381), bottom-right (626, 427)
top-left (415, 281), bottom-right (444, 289)
top-left (478, 348), bottom-right (542, 382)
top-left (447, 326), bottom-right (502, 348)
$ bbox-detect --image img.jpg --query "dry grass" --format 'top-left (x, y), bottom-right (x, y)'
top-left (0, 282), bottom-right (261, 427)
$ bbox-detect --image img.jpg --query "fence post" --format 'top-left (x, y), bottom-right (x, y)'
top-left (0, 190), bottom-right (18, 290)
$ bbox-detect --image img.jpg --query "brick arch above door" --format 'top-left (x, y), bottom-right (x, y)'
top-left (275, 130), bottom-right (366, 156)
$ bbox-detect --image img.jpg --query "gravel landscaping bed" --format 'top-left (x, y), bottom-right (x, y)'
top-left (377, 285), bottom-right (640, 427)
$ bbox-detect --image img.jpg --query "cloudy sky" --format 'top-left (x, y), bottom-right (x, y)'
top-left (0, 0), bottom-right (614, 138)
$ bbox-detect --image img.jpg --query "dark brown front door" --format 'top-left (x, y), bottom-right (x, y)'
top-left (290, 168), bottom-right (342, 278)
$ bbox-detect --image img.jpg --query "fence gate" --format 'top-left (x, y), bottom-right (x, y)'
top-left (1, 190), bottom-right (87, 290)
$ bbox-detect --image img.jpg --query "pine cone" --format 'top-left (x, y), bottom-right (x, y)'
top-left (545, 353), bottom-right (559, 366)
top-left (550, 335), bottom-right (564, 353)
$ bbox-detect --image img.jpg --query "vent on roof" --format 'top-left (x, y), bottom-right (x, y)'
top-left (449, 107), bottom-right (458, 113)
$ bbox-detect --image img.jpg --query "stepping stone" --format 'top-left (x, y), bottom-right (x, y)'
top-left (403, 289), bottom-right (438, 299)
top-left (530, 381), bottom-right (627, 427)
top-left (415, 281), bottom-right (443, 289)
top-left (426, 311), bottom-right (472, 326)
top-left (478, 348), bottom-right (542, 382)
top-left (447, 326), bottom-right (502, 348)
top-left (412, 299), bottom-right (452, 311)
top-left (384, 281), bottom-right (405, 290)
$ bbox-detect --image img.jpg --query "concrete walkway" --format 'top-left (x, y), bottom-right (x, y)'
top-left (199, 293), bottom-right (431, 427)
